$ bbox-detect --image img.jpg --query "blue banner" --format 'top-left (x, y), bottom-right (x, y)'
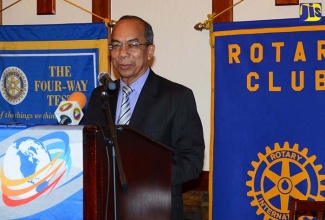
top-left (0, 23), bottom-right (108, 125)
top-left (211, 17), bottom-right (325, 219)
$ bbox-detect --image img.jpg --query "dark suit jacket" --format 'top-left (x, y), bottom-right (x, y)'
top-left (84, 69), bottom-right (205, 220)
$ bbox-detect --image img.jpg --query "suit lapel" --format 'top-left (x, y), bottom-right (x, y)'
top-left (129, 70), bottom-right (158, 129)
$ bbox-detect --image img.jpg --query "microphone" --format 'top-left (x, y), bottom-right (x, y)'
top-left (54, 92), bottom-right (87, 125)
top-left (98, 72), bottom-right (116, 90)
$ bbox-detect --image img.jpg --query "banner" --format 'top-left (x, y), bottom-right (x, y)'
top-left (0, 23), bottom-right (108, 125)
top-left (0, 125), bottom-right (84, 219)
top-left (211, 18), bottom-right (325, 219)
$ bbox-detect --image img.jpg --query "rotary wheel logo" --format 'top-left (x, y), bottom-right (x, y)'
top-left (0, 67), bottom-right (28, 105)
top-left (246, 142), bottom-right (325, 220)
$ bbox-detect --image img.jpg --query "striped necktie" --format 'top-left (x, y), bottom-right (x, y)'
top-left (117, 85), bottom-right (133, 125)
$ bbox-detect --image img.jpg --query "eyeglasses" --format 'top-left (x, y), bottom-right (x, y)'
top-left (109, 41), bottom-right (149, 52)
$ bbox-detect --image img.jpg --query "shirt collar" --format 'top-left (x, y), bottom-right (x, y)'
top-left (119, 67), bottom-right (150, 93)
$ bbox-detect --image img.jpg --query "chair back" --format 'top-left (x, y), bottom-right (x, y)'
top-left (289, 198), bottom-right (325, 220)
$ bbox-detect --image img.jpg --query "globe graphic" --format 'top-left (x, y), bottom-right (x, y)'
top-left (3, 137), bottom-right (52, 198)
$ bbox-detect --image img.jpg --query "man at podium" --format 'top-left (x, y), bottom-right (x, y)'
top-left (84, 15), bottom-right (205, 220)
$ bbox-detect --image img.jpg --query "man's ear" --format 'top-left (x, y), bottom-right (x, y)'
top-left (148, 45), bottom-right (155, 60)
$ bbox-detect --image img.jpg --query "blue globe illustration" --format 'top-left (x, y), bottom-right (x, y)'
top-left (3, 137), bottom-right (52, 198)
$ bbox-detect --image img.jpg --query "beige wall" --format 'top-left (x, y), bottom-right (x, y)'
top-left (2, 1), bottom-right (91, 24)
top-left (234, 0), bottom-right (325, 21)
top-left (3, 0), bottom-right (318, 171)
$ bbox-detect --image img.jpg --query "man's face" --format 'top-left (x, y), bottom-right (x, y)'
top-left (110, 19), bottom-right (155, 85)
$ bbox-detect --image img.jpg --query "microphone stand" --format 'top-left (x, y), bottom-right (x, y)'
top-left (101, 89), bottom-right (127, 220)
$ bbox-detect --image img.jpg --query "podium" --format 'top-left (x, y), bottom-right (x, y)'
top-left (83, 125), bottom-right (172, 220)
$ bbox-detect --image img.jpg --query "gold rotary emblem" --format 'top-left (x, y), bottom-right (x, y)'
top-left (0, 67), bottom-right (28, 105)
top-left (246, 142), bottom-right (325, 220)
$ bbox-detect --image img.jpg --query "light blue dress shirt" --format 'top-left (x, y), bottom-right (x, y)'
top-left (115, 68), bottom-right (150, 124)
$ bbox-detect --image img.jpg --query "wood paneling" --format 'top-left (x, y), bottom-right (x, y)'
top-left (92, 0), bottom-right (111, 71)
top-left (275, 0), bottom-right (299, 6)
top-left (92, 0), bottom-right (110, 23)
top-left (0, 0), bottom-right (2, 25)
top-left (37, 0), bottom-right (56, 15)
top-left (213, 0), bottom-right (233, 23)
top-left (183, 191), bottom-right (209, 220)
